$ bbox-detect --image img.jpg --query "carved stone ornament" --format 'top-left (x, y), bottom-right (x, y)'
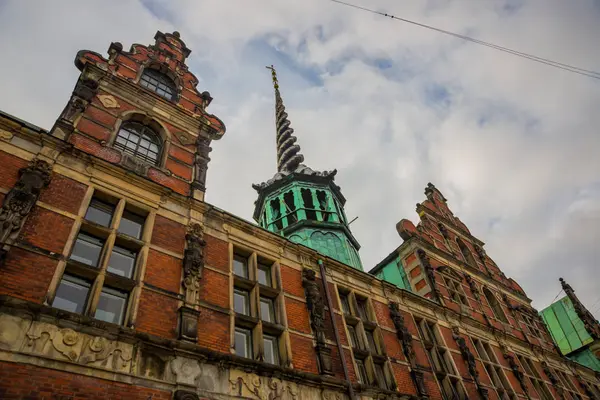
top-left (388, 302), bottom-right (416, 367)
top-left (301, 267), bottom-right (332, 375)
top-left (61, 75), bottom-right (99, 124)
top-left (560, 277), bottom-right (600, 340)
top-left (182, 223), bottom-right (206, 304)
top-left (0, 159), bottom-right (52, 263)
top-left (452, 327), bottom-right (488, 399)
top-left (503, 352), bottom-right (528, 396)
top-left (229, 372), bottom-right (299, 400)
top-left (417, 249), bottom-right (441, 303)
top-left (192, 136), bottom-right (212, 192)
top-left (96, 94), bottom-right (120, 109)
top-left (173, 390), bottom-right (199, 400)
top-left (541, 362), bottom-right (564, 398)
top-left (178, 305), bottom-right (201, 343)
top-left (464, 273), bottom-right (481, 301)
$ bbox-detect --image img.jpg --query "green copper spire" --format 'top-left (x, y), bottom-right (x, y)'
top-left (266, 65), bottom-right (304, 173)
top-left (252, 67), bottom-right (363, 271)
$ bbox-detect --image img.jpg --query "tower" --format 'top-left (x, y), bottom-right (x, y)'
top-left (253, 67), bottom-right (362, 270)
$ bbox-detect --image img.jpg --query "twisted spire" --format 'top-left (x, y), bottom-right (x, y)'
top-left (266, 65), bottom-right (304, 173)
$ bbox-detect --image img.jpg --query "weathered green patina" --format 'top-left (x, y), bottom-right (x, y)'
top-left (369, 251), bottom-right (411, 291)
top-left (253, 67), bottom-right (363, 270)
top-left (540, 296), bottom-right (600, 372)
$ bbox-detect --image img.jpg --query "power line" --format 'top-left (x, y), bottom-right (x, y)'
top-left (329, 0), bottom-right (600, 80)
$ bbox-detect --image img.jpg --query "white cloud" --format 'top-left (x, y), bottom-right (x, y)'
top-left (0, 0), bottom-right (598, 317)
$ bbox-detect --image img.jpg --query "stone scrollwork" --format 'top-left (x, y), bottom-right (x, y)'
top-left (230, 372), bottom-right (299, 400)
top-left (0, 158), bottom-right (52, 263)
top-left (0, 317), bottom-right (133, 372)
top-left (301, 267), bottom-right (333, 375)
top-left (173, 390), bottom-right (199, 400)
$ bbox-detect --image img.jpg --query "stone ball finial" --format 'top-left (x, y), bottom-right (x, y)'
top-left (173, 31), bottom-right (181, 38)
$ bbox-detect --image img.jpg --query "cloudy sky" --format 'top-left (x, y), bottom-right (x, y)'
top-left (0, 0), bottom-right (598, 316)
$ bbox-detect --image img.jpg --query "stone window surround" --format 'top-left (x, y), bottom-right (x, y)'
top-left (414, 317), bottom-right (467, 399)
top-left (440, 272), bottom-right (469, 308)
top-left (229, 244), bottom-right (291, 367)
top-left (471, 337), bottom-right (518, 399)
top-left (335, 286), bottom-right (394, 389)
top-left (45, 185), bottom-right (156, 328)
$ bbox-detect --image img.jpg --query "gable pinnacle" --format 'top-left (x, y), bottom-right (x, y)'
top-left (266, 65), bottom-right (304, 173)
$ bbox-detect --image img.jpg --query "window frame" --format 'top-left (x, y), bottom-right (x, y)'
top-left (114, 122), bottom-right (163, 166)
top-left (231, 247), bottom-right (288, 367)
top-left (49, 191), bottom-right (151, 327)
top-left (138, 67), bottom-right (178, 102)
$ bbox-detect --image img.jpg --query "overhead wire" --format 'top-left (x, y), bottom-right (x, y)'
top-left (329, 0), bottom-right (600, 80)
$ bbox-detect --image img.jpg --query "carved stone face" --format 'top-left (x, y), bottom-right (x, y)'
top-left (302, 268), bottom-right (316, 281)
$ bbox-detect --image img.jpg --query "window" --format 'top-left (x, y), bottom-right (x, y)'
top-left (107, 245), bottom-right (136, 278)
top-left (415, 319), bottom-right (465, 400)
top-left (517, 355), bottom-right (553, 400)
top-left (234, 289), bottom-right (250, 315)
top-left (263, 335), bottom-right (279, 365)
top-left (483, 287), bottom-right (508, 323)
top-left (118, 210), bottom-right (144, 239)
top-left (472, 338), bottom-right (516, 400)
top-left (139, 68), bottom-right (177, 101)
top-left (260, 297), bottom-right (275, 323)
top-left (339, 293), bottom-right (351, 314)
top-left (234, 328), bottom-right (253, 359)
top-left (456, 237), bottom-right (476, 266)
top-left (339, 288), bottom-right (395, 389)
top-left (114, 122), bottom-right (162, 165)
top-left (84, 199), bottom-right (114, 227)
top-left (53, 275), bottom-right (91, 314)
top-left (258, 264), bottom-right (272, 287)
top-left (443, 276), bottom-right (468, 306)
top-left (521, 314), bottom-right (542, 339)
top-left (365, 330), bottom-right (378, 354)
top-left (356, 298), bottom-right (369, 321)
top-left (231, 247), bottom-right (286, 366)
top-left (355, 359), bottom-right (369, 384)
top-left (233, 255), bottom-right (249, 278)
top-left (70, 233), bottom-right (104, 267)
top-left (347, 325), bottom-right (359, 348)
top-left (95, 287), bottom-right (128, 325)
top-left (51, 193), bottom-right (148, 327)
top-left (374, 363), bottom-right (388, 390)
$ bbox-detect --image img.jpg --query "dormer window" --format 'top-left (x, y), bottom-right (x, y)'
top-left (139, 68), bottom-right (177, 101)
top-left (115, 122), bottom-right (162, 165)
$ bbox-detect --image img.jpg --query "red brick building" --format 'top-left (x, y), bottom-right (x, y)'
top-left (0, 31), bottom-right (598, 400)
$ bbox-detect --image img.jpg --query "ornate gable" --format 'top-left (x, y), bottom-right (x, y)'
top-left (74, 31), bottom-right (224, 138)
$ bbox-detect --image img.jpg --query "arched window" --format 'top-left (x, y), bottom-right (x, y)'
top-left (139, 68), bottom-right (177, 101)
top-left (115, 122), bottom-right (162, 165)
top-left (456, 238), bottom-right (476, 266)
top-left (483, 287), bottom-right (508, 323)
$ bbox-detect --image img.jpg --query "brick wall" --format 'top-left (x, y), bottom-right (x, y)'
top-left (196, 307), bottom-right (230, 353)
top-left (0, 361), bottom-right (171, 400)
top-left (144, 249), bottom-right (182, 293)
top-left (135, 288), bottom-right (178, 339)
top-left (151, 215), bottom-right (186, 254)
top-left (0, 248), bottom-right (57, 302)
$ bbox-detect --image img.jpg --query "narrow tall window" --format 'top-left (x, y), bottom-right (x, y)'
top-left (456, 238), bottom-right (476, 266)
top-left (301, 188), bottom-right (317, 220)
top-left (139, 68), bottom-right (177, 101)
top-left (114, 122), bottom-right (162, 165)
top-left (283, 191), bottom-right (297, 225)
top-left (483, 287), bottom-right (508, 323)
